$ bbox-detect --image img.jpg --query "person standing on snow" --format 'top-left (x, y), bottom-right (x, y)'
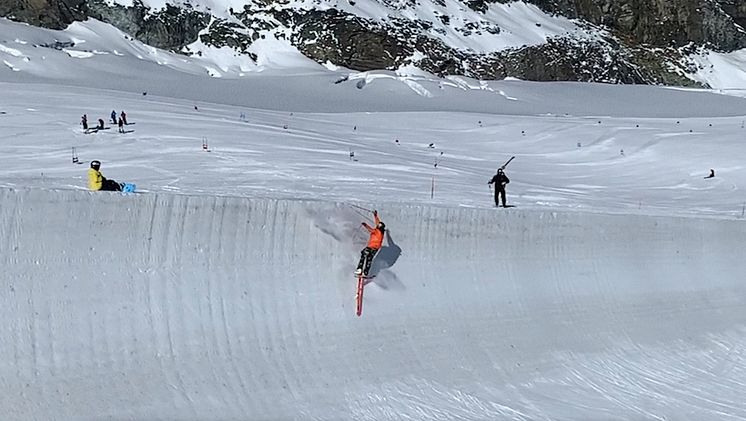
top-left (118, 117), bottom-right (124, 133)
top-left (111, 110), bottom-right (117, 124)
top-left (81, 114), bottom-right (88, 131)
top-left (88, 160), bottom-right (122, 191)
top-left (355, 210), bottom-right (385, 277)
top-left (121, 110), bottom-right (128, 125)
top-left (488, 168), bottom-right (510, 207)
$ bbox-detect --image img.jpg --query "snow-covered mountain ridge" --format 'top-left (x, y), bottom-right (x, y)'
top-left (4, 0), bottom-right (746, 86)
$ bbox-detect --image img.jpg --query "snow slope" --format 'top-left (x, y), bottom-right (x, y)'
top-left (2, 188), bottom-right (746, 420)
top-left (3, 14), bottom-right (746, 421)
top-left (3, 81), bottom-right (746, 218)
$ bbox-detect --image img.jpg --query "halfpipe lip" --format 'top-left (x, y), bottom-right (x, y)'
top-left (2, 185), bottom-right (742, 222)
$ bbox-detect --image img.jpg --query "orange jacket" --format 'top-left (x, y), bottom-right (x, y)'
top-left (363, 213), bottom-right (384, 249)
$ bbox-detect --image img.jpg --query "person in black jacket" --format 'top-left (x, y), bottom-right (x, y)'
top-left (488, 168), bottom-right (510, 207)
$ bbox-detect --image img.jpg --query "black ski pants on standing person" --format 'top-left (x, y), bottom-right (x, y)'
top-left (357, 247), bottom-right (378, 276)
top-left (494, 187), bottom-right (506, 207)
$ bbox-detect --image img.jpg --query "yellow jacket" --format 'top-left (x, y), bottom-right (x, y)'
top-left (88, 168), bottom-right (103, 191)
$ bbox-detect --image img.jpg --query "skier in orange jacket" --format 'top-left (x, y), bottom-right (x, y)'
top-left (355, 210), bottom-right (385, 276)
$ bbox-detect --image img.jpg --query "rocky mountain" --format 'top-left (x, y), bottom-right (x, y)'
top-left (2, 0), bottom-right (746, 86)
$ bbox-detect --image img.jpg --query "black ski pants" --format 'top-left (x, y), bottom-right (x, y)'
top-left (101, 178), bottom-right (122, 192)
top-left (357, 247), bottom-right (378, 275)
top-left (494, 187), bottom-right (507, 207)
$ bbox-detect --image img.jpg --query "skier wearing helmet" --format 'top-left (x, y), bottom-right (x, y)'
top-left (488, 168), bottom-right (510, 207)
top-left (88, 160), bottom-right (122, 191)
top-left (355, 210), bottom-right (385, 277)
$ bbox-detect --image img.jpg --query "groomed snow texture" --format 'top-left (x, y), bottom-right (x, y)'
top-left (2, 188), bottom-right (746, 420)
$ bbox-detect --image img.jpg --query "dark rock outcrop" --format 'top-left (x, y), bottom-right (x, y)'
top-left (293, 10), bottom-right (416, 70)
top-left (0, 0), bottom-right (87, 29)
top-left (1, 0), bottom-right (744, 85)
top-left (87, 0), bottom-right (209, 51)
top-left (527, 0), bottom-right (746, 50)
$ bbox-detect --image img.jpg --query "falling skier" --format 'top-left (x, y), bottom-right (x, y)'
top-left (355, 210), bottom-right (385, 277)
top-left (488, 168), bottom-right (510, 207)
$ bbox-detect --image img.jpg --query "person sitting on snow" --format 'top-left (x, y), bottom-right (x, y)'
top-left (355, 210), bottom-right (385, 277)
top-left (88, 160), bottom-right (122, 191)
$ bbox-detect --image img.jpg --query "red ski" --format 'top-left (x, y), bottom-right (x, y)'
top-left (355, 274), bottom-right (375, 317)
top-left (356, 275), bottom-right (365, 317)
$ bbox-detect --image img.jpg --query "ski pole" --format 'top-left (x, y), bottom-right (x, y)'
top-left (346, 204), bottom-right (370, 221)
top-left (431, 152), bottom-right (443, 199)
top-left (348, 203), bottom-right (373, 213)
top-left (350, 207), bottom-right (367, 220)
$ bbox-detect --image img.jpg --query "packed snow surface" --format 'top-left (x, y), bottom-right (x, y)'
top-left (2, 16), bottom-right (746, 421)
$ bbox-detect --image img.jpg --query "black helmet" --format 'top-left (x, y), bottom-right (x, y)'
top-left (497, 168), bottom-right (504, 174)
top-left (377, 221), bottom-right (386, 230)
top-left (90, 160), bottom-right (101, 170)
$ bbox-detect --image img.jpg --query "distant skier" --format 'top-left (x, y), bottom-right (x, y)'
top-left (88, 160), bottom-right (122, 192)
top-left (97, 118), bottom-right (105, 130)
top-left (355, 210), bottom-right (385, 277)
top-left (81, 114), bottom-right (88, 131)
top-left (111, 110), bottom-right (117, 124)
top-left (705, 169), bottom-right (715, 179)
top-left (121, 110), bottom-right (128, 125)
top-left (118, 117), bottom-right (124, 133)
top-left (488, 168), bottom-right (510, 207)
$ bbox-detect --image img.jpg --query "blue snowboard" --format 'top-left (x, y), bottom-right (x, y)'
top-left (121, 183), bottom-right (136, 193)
